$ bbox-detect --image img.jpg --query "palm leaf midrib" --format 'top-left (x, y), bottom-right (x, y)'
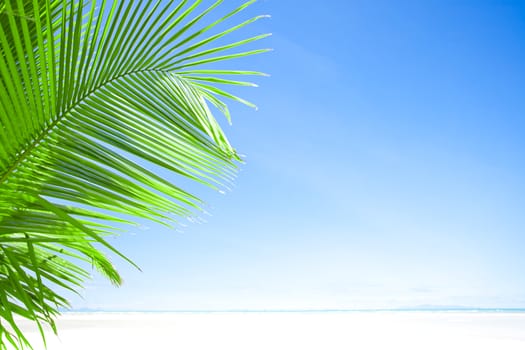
top-left (0, 65), bottom-right (173, 186)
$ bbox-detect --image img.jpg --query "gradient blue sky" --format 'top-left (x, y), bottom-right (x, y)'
top-left (71, 0), bottom-right (525, 310)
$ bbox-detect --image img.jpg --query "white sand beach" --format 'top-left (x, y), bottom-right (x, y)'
top-left (12, 311), bottom-right (525, 350)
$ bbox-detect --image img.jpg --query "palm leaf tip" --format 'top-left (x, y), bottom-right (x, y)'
top-left (0, 0), bottom-right (268, 348)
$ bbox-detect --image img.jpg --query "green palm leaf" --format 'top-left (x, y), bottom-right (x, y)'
top-left (0, 0), bottom-right (268, 348)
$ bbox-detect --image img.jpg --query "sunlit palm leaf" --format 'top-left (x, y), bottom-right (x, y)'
top-left (0, 0), bottom-right (268, 348)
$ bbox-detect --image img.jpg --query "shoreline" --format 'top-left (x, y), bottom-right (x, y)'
top-left (14, 311), bottom-right (525, 350)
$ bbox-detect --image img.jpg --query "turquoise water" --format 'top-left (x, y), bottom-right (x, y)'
top-left (68, 307), bottom-right (525, 313)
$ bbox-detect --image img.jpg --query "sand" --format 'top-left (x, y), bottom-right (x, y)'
top-left (12, 311), bottom-right (525, 350)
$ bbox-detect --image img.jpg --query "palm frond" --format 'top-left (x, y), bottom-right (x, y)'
top-left (0, 0), bottom-right (268, 348)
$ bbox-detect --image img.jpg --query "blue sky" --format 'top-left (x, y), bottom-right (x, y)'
top-left (71, 0), bottom-right (525, 310)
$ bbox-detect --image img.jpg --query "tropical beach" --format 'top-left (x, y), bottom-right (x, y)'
top-left (1, 0), bottom-right (525, 349)
top-left (16, 311), bottom-right (525, 350)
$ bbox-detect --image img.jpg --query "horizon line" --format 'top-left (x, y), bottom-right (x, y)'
top-left (63, 307), bottom-right (525, 313)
